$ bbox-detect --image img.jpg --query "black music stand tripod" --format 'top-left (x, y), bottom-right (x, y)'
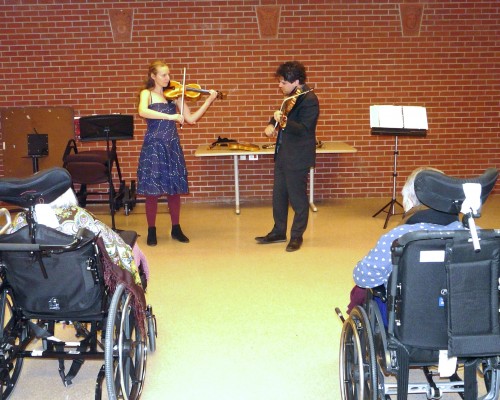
top-left (372, 135), bottom-right (404, 228)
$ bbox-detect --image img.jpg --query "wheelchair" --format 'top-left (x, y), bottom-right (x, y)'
top-left (0, 167), bottom-right (156, 399)
top-left (337, 167), bottom-right (500, 400)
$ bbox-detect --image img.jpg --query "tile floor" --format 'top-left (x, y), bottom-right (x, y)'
top-left (7, 195), bottom-right (500, 399)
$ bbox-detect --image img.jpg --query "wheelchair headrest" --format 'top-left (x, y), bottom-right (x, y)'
top-left (0, 167), bottom-right (72, 209)
top-left (414, 167), bottom-right (498, 214)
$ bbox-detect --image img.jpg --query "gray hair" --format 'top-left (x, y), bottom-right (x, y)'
top-left (402, 167), bottom-right (444, 212)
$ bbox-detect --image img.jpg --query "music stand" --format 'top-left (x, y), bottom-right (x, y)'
top-left (26, 132), bottom-right (49, 173)
top-left (78, 114), bottom-right (134, 231)
top-left (78, 114), bottom-right (134, 142)
top-left (370, 105), bottom-right (428, 228)
top-left (371, 129), bottom-right (426, 228)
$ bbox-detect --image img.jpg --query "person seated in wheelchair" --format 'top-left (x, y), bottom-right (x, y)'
top-left (0, 168), bottom-right (156, 399)
top-left (348, 167), bottom-right (479, 315)
top-left (339, 167), bottom-right (499, 400)
top-left (6, 187), bottom-right (149, 289)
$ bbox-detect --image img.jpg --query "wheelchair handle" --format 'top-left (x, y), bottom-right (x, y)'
top-left (0, 228), bottom-right (87, 253)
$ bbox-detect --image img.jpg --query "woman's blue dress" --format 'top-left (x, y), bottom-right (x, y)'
top-left (137, 101), bottom-right (189, 196)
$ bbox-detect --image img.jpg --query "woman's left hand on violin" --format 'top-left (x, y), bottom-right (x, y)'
top-left (206, 90), bottom-right (219, 104)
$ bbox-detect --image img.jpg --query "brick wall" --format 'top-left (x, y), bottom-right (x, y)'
top-left (0, 0), bottom-right (498, 204)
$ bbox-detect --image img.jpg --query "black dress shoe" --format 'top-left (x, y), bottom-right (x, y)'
top-left (255, 232), bottom-right (287, 244)
top-left (286, 237), bottom-right (303, 252)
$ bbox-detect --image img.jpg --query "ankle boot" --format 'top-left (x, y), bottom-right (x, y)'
top-left (147, 227), bottom-right (157, 246)
top-left (171, 224), bottom-right (189, 243)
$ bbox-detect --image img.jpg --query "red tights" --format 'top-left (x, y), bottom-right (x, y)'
top-left (145, 194), bottom-right (181, 227)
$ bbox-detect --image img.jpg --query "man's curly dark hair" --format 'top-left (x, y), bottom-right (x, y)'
top-left (274, 61), bottom-right (307, 84)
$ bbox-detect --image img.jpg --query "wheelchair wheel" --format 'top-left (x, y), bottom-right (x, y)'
top-left (339, 306), bottom-right (378, 400)
top-left (0, 288), bottom-right (24, 398)
top-left (146, 305), bottom-right (157, 353)
top-left (104, 283), bottom-right (147, 400)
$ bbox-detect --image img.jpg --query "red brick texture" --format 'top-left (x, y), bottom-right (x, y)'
top-left (0, 0), bottom-right (498, 203)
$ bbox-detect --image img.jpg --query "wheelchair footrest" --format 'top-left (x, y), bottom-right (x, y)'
top-left (383, 381), bottom-right (464, 397)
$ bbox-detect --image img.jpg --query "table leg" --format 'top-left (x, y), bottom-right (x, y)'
top-left (233, 155), bottom-right (240, 214)
top-left (309, 167), bottom-right (317, 212)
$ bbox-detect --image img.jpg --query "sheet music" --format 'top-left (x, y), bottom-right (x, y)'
top-left (370, 105), bottom-right (403, 128)
top-left (402, 106), bottom-right (428, 129)
top-left (370, 105), bottom-right (428, 130)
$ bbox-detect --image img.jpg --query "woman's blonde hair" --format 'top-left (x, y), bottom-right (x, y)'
top-left (143, 60), bottom-right (169, 90)
top-left (136, 60), bottom-right (169, 107)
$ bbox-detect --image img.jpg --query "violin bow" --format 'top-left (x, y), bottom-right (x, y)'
top-left (180, 67), bottom-right (186, 129)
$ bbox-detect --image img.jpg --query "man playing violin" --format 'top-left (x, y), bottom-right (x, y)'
top-left (256, 61), bottom-right (320, 252)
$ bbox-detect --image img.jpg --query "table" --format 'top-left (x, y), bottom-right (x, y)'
top-left (194, 141), bottom-right (357, 214)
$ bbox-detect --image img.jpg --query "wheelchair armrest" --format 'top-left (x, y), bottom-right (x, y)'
top-left (63, 139), bottom-right (78, 162)
top-left (118, 230), bottom-right (138, 248)
top-left (370, 284), bottom-right (387, 302)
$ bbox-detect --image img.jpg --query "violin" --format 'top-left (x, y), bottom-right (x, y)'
top-left (164, 80), bottom-right (226, 101)
top-left (277, 87), bottom-right (313, 128)
top-left (209, 142), bottom-right (260, 152)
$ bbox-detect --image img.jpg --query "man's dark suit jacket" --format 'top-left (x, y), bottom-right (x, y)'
top-left (270, 84), bottom-right (319, 170)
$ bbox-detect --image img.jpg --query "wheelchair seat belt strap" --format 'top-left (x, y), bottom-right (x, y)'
top-left (56, 344), bottom-right (85, 387)
top-left (55, 335), bottom-right (92, 387)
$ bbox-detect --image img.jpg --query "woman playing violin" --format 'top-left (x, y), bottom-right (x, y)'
top-left (137, 60), bottom-right (218, 246)
top-left (256, 61), bottom-right (320, 252)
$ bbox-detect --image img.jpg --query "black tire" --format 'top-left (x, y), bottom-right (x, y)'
top-left (0, 288), bottom-right (24, 398)
top-left (146, 305), bottom-right (157, 353)
top-left (104, 283), bottom-right (147, 400)
top-left (339, 306), bottom-right (378, 400)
